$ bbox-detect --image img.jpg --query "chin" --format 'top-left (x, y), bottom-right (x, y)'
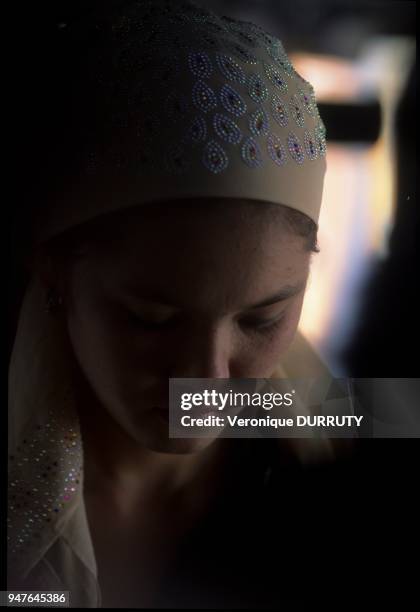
top-left (122, 404), bottom-right (218, 454)
top-left (136, 432), bottom-right (218, 455)
top-left (111, 401), bottom-right (221, 454)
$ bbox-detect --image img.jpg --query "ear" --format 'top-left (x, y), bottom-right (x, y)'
top-left (28, 245), bottom-right (60, 289)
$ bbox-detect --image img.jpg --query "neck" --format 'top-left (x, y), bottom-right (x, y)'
top-left (69, 350), bottom-right (227, 516)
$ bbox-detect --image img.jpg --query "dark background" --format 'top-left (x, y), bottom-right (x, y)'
top-left (8, 0), bottom-right (418, 603)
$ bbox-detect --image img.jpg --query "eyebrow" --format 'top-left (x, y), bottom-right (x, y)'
top-left (122, 280), bottom-right (306, 311)
top-left (244, 280), bottom-right (306, 310)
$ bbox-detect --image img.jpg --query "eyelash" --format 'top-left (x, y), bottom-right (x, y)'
top-left (128, 313), bottom-right (175, 330)
top-left (239, 315), bottom-right (285, 335)
top-left (127, 312), bottom-right (285, 335)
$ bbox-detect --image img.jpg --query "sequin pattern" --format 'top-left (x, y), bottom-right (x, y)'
top-left (192, 79), bottom-right (218, 113)
top-left (289, 93), bottom-right (305, 128)
top-left (186, 115), bottom-right (207, 144)
top-left (199, 20), bottom-right (230, 37)
top-left (298, 86), bottom-right (316, 117)
top-left (314, 124), bottom-right (327, 157)
top-left (8, 411), bottom-right (82, 556)
top-left (202, 139), bottom-right (229, 173)
top-left (224, 41), bottom-right (258, 65)
top-left (233, 29), bottom-right (260, 49)
top-left (267, 133), bottom-right (287, 166)
top-left (304, 130), bottom-right (318, 160)
top-left (247, 73), bottom-right (269, 103)
top-left (188, 51), bottom-right (213, 79)
top-left (274, 54), bottom-right (295, 77)
top-left (271, 93), bottom-right (289, 127)
top-left (249, 107), bottom-right (269, 137)
top-left (56, 3), bottom-right (327, 191)
top-left (213, 113), bottom-right (242, 144)
top-left (220, 83), bottom-right (247, 117)
top-left (287, 131), bottom-right (305, 164)
top-left (241, 136), bottom-right (263, 168)
top-left (266, 39), bottom-right (286, 61)
top-left (264, 63), bottom-right (288, 93)
top-left (216, 54), bottom-right (246, 85)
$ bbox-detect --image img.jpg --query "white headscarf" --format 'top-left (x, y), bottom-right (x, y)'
top-left (32, 0), bottom-right (326, 246)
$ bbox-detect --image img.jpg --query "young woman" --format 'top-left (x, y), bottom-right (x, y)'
top-left (8, 1), bottom-right (337, 607)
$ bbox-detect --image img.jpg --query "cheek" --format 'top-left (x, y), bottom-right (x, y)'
top-left (277, 297), bottom-right (305, 350)
top-left (237, 301), bottom-right (303, 374)
top-left (65, 293), bottom-right (157, 408)
top-left (276, 300), bottom-right (304, 347)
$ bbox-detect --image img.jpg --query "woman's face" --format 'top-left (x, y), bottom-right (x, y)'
top-left (58, 200), bottom-right (312, 453)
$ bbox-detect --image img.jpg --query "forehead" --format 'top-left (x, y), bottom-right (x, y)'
top-left (85, 201), bottom-right (310, 311)
top-left (61, 199), bottom-right (311, 312)
top-left (107, 198), bottom-right (305, 263)
top-left (108, 198), bottom-right (288, 243)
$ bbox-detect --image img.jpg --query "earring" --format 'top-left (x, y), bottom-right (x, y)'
top-left (45, 287), bottom-right (63, 314)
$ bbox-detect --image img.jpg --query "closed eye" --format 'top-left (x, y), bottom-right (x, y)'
top-left (239, 314), bottom-right (285, 335)
top-left (127, 311), bottom-right (176, 330)
top-left (126, 309), bottom-right (286, 335)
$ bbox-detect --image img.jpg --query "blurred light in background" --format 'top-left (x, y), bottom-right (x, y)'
top-left (295, 38), bottom-right (416, 375)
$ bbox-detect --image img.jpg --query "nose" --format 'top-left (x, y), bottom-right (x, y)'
top-left (169, 321), bottom-right (232, 379)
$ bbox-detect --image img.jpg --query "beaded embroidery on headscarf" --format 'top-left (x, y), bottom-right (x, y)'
top-left (56, 0), bottom-right (326, 192)
top-left (32, 0), bottom-right (327, 244)
top-left (8, 409), bottom-right (82, 558)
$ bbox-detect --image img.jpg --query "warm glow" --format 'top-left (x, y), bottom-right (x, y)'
top-left (290, 54), bottom-right (364, 102)
top-left (299, 143), bottom-right (372, 346)
top-left (293, 39), bottom-right (415, 373)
